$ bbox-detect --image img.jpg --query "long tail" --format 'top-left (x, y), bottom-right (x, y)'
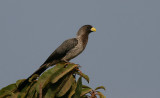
top-left (17, 64), bottom-right (48, 91)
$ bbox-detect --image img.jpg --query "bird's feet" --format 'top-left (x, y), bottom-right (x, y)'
top-left (64, 62), bottom-right (81, 68)
top-left (61, 59), bottom-right (81, 68)
top-left (61, 59), bottom-right (75, 66)
top-left (65, 62), bottom-right (74, 65)
top-left (64, 62), bottom-right (76, 68)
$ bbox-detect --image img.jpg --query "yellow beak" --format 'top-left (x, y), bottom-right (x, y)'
top-left (91, 27), bottom-right (96, 32)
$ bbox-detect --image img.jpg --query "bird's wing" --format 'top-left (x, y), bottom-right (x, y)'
top-left (43, 38), bottom-right (78, 64)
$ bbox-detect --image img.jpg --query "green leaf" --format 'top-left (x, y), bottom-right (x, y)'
top-left (36, 63), bottom-right (77, 96)
top-left (0, 84), bottom-right (16, 93)
top-left (36, 63), bottom-right (65, 93)
top-left (72, 77), bottom-right (82, 98)
top-left (80, 88), bottom-right (92, 97)
top-left (26, 81), bottom-right (37, 98)
top-left (55, 74), bottom-right (72, 97)
top-left (50, 63), bottom-right (77, 84)
top-left (68, 80), bottom-right (76, 98)
top-left (34, 92), bottom-right (38, 98)
top-left (15, 79), bottom-right (25, 87)
top-left (44, 84), bottom-right (57, 98)
top-left (0, 90), bottom-right (16, 98)
top-left (0, 83), bottom-right (17, 98)
top-left (80, 95), bottom-right (89, 98)
top-left (45, 73), bottom-right (72, 98)
top-left (82, 85), bottom-right (91, 89)
top-left (96, 91), bottom-right (106, 98)
top-left (76, 71), bottom-right (89, 83)
top-left (95, 86), bottom-right (106, 91)
top-left (56, 74), bottom-right (74, 97)
top-left (17, 81), bottom-right (36, 98)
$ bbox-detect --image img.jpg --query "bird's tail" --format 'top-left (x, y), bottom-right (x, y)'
top-left (17, 64), bottom-right (48, 91)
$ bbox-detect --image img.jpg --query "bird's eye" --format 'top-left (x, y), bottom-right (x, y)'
top-left (87, 27), bottom-right (91, 31)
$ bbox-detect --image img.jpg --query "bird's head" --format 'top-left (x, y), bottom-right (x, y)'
top-left (77, 25), bottom-right (96, 36)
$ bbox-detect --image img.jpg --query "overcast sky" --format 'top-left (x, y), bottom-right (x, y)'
top-left (0, 0), bottom-right (160, 98)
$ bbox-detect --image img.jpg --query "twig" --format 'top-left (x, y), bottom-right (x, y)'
top-left (39, 82), bottom-right (42, 98)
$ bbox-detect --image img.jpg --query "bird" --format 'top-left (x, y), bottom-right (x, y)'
top-left (17, 25), bottom-right (96, 91)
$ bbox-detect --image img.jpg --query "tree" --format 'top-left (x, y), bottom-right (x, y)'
top-left (0, 63), bottom-right (106, 98)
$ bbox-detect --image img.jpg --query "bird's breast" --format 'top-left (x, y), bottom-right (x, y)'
top-left (62, 38), bottom-right (86, 61)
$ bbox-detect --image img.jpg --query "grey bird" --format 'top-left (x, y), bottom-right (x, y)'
top-left (17, 25), bottom-right (96, 91)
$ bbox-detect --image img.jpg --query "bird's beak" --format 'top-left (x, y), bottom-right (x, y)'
top-left (91, 27), bottom-right (96, 32)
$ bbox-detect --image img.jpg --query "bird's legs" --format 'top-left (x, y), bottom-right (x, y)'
top-left (61, 59), bottom-right (74, 65)
top-left (61, 59), bottom-right (81, 68)
top-left (61, 59), bottom-right (73, 68)
top-left (61, 59), bottom-right (82, 74)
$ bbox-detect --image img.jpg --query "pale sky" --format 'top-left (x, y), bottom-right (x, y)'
top-left (0, 1), bottom-right (160, 98)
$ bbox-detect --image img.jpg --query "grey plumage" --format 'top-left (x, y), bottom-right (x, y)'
top-left (42, 38), bottom-right (78, 66)
top-left (17, 25), bottom-right (96, 91)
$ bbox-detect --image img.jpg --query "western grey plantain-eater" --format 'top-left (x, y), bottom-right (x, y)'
top-left (17, 25), bottom-right (96, 91)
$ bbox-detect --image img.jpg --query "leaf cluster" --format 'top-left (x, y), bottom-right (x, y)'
top-left (0, 63), bottom-right (105, 98)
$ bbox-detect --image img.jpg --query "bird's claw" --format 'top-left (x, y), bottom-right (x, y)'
top-left (64, 62), bottom-right (75, 68)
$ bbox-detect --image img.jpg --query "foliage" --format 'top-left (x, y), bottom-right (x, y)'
top-left (0, 63), bottom-right (105, 98)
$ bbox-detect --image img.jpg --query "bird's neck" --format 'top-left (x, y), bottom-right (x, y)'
top-left (77, 34), bottom-right (89, 48)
